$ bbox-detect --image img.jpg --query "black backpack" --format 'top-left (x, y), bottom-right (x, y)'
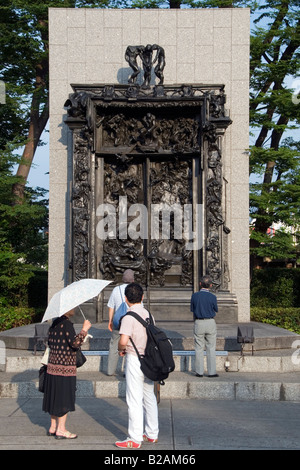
top-left (126, 312), bottom-right (175, 385)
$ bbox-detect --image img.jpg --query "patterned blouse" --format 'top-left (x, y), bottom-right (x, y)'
top-left (47, 315), bottom-right (87, 377)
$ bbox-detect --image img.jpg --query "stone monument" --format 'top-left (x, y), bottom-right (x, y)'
top-left (48, 8), bottom-right (250, 323)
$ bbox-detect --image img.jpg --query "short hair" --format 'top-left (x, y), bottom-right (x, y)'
top-left (122, 269), bottom-right (135, 283)
top-left (125, 283), bottom-right (144, 304)
top-left (200, 276), bottom-right (212, 289)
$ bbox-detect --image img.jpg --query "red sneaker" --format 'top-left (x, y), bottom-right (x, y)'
top-left (143, 434), bottom-right (158, 443)
top-left (115, 438), bottom-right (141, 449)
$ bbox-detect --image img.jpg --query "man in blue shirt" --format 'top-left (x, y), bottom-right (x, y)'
top-left (190, 276), bottom-right (218, 377)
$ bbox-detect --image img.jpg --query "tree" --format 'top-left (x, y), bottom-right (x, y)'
top-left (0, 145), bottom-right (48, 306)
top-left (130, 0), bottom-right (249, 8)
top-left (0, 1), bottom-right (48, 202)
top-left (249, 0), bottom-right (300, 269)
top-left (0, 0), bottom-right (111, 202)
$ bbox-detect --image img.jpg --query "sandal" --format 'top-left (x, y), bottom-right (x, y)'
top-left (55, 430), bottom-right (78, 440)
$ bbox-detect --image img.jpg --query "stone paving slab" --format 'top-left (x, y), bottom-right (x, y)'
top-left (0, 397), bottom-right (299, 451)
top-left (0, 370), bottom-right (299, 401)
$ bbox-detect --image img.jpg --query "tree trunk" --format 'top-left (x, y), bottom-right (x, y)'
top-left (169, 0), bottom-right (182, 8)
top-left (12, 16), bottom-right (49, 204)
top-left (12, 95), bottom-right (49, 203)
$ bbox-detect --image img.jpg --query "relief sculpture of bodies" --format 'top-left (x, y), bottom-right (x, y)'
top-left (125, 44), bottom-right (165, 88)
top-left (152, 44), bottom-right (165, 85)
top-left (125, 45), bottom-right (144, 84)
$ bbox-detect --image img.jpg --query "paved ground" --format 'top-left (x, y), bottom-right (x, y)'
top-left (0, 396), bottom-right (299, 452)
top-left (1, 321), bottom-right (299, 454)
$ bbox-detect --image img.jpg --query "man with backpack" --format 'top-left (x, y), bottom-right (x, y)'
top-left (115, 282), bottom-right (159, 449)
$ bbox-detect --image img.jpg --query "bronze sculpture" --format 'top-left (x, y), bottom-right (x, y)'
top-left (125, 44), bottom-right (166, 88)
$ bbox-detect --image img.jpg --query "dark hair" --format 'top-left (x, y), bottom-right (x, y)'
top-left (125, 282), bottom-right (144, 304)
top-left (200, 276), bottom-right (212, 289)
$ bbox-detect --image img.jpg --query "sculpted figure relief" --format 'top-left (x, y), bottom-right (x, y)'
top-left (101, 112), bottom-right (199, 154)
top-left (125, 44), bottom-right (166, 89)
top-left (125, 46), bottom-right (144, 84)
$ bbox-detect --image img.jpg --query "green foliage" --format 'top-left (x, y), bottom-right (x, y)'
top-left (250, 268), bottom-right (300, 308)
top-left (249, 229), bottom-right (297, 261)
top-left (130, 0), bottom-right (251, 7)
top-left (0, 152), bottom-right (49, 265)
top-left (0, 268), bottom-right (47, 331)
top-left (28, 269), bottom-right (48, 309)
top-left (251, 307), bottom-right (300, 335)
top-left (0, 245), bottom-right (35, 307)
top-left (0, 1), bottom-right (118, 198)
top-left (0, 304), bottom-right (37, 332)
top-left (0, 139), bottom-right (48, 312)
top-left (249, 0), bottom-right (300, 263)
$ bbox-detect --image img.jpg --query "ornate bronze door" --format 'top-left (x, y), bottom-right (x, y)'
top-left (99, 154), bottom-right (197, 290)
top-left (65, 83), bottom-right (233, 321)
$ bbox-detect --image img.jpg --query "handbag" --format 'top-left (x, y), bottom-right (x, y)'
top-left (76, 349), bottom-right (87, 368)
top-left (41, 346), bottom-right (50, 365)
top-left (39, 365), bottom-right (47, 393)
top-left (112, 286), bottom-right (128, 330)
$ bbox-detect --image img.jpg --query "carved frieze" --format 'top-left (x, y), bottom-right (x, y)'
top-left (66, 84), bottom-right (223, 103)
top-left (70, 127), bottom-right (92, 281)
top-left (203, 120), bottom-right (231, 291)
top-left (98, 112), bottom-right (199, 154)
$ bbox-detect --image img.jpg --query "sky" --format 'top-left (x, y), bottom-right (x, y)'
top-left (26, 122), bottom-right (50, 192)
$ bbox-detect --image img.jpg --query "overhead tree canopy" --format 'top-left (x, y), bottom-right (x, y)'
top-left (249, 0), bottom-right (300, 268)
top-left (0, 0), bottom-right (112, 202)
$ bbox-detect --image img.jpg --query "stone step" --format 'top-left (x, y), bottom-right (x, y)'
top-left (2, 348), bottom-right (300, 374)
top-left (1, 321), bottom-right (299, 352)
top-left (0, 370), bottom-right (299, 402)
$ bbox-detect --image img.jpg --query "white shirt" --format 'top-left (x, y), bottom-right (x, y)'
top-left (107, 283), bottom-right (128, 311)
top-left (119, 303), bottom-right (151, 357)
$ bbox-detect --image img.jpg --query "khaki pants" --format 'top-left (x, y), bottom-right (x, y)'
top-left (107, 328), bottom-right (119, 375)
top-left (194, 318), bottom-right (217, 376)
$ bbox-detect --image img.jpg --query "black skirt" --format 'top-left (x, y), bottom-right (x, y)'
top-left (42, 371), bottom-right (76, 417)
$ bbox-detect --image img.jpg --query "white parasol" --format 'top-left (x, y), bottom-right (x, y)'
top-left (41, 279), bottom-right (111, 322)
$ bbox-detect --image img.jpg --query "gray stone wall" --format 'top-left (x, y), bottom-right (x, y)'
top-left (48, 8), bottom-right (250, 321)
